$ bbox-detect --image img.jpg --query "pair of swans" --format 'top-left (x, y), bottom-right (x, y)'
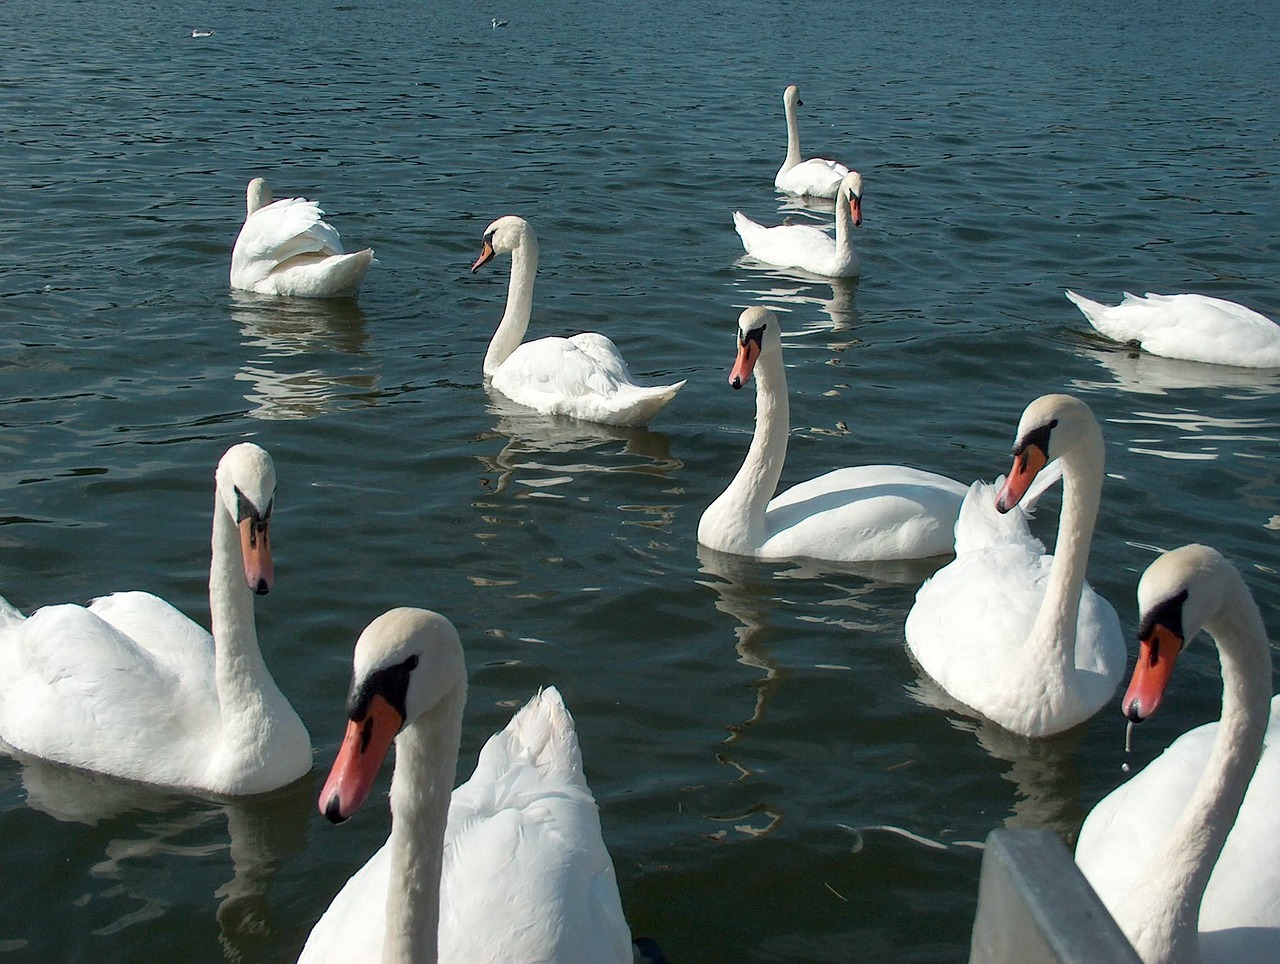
top-left (230, 177), bottom-right (374, 299)
top-left (905, 394), bottom-right (1126, 738)
top-left (1067, 290), bottom-right (1280, 369)
top-left (470, 215), bottom-right (685, 427)
top-left (1076, 545), bottom-right (1280, 963)
top-left (0, 443), bottom-right (310, 796)
top-left (697, 306), bottom-right (967, 563)
top-left (733, 171), bottom-right (863, 279)
top-left (299, 608), bottom-right (637, 963)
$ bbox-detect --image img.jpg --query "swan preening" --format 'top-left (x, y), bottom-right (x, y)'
top-left (774, 84), bottom-right (852, 198)
top-left (1066, 290), bottom-right (1280, 368)
top-left (230, 177), bottom-right (374, 299)
top-left (0, 443), bottom-right (311, 796)
top-left (696, 306), bottom-right (967, 563)
top-left (1075, 545), bottom-right (1280, 964)
top-left (470, 215), bottom-right (685, 427)
top-left (905, 394), bottom-right (1125, 738)
top-left (733, 171), bottom-right (863, 278)
top-left (301, 608), bottom-right (633, 964)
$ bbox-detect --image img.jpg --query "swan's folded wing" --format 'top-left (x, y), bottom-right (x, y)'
top-left (238, 198), bottom-right (346, 266)
top-left (88, 591), bottom-right (215, 682)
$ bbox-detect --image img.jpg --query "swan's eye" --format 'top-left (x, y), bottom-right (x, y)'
top-left (739, 326), bottom-right (766, 348)
top-left (1013, 421), bottom-right (1054, 459)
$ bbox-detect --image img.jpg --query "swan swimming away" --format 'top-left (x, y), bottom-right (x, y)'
top-left (1075, 545), bottom-right (1280, 964)
top-left (0, 443), bottom-right (311, 796)
top-left (1066, 290), bottom-right (1280, 368)
top-left (697, 306), bottom-right (967, 563)
top-left (904, 393), bottom-right (1125, 738)
top-left (300, 608), bottom-right (633, 963)
top-left (230, 177), bottom-right (374, 299)
top-left (773, 84), bottom-right (852, 198)
top-left (470, 214), bottom-right (685, 427)
top-left (733, 171), bottom-right (863, 278)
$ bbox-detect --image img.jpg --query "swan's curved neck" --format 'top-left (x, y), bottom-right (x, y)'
top-left (782, 98), bottom-right (802, 172)
top-left (700, 344), bottom-right (789, 554)
top-left (383, 683), bottom-right (467, 964)
top-left (484, 232), bottom-right (538, 376)
top-left (1117, 581), bottom-right (1271, 962)
top-left (834, 191), bottom-right (855, 255)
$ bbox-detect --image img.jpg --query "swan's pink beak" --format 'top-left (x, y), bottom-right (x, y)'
top-left (1122, 624), bottom-right (1183, 722)
top-left (851, 195), bottom-right (862, 228)
top-left (470, 239), bottom-right (496, 274)
top-left (238, 517), bottom-right (273, 595)
top-left (730, 338), bottom-right (760, 390)
top-left (318, 695), bottom-right (404, 824)
top-left (995, 444), bottom-right (1048, 514)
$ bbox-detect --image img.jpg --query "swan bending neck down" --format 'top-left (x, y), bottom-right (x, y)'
top-left (733, 171), bottom-right (863, 278)
top-left (303, 608), bottom-right (632, 964)
top-left (774, 84), bottom-right (851, 198)
top-left (469, 215), bottom-right (684, 427)
top-left (904, 393), bottom-right (1125, 737)
top-left (696, 306), bottom-right (966, 563)
top-left (1076, 545), bottom-right (1280, 964)
top-left (0, 443), bottom-right (310, 795)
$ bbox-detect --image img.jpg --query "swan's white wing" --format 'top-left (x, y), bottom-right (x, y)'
top-left (733, 211), bottom-right (839, 275)
top-left (775, 157), bottom-right (849, 198)
top-left (230, 197), bottom-right (351, 292)
top-left (88, 591), bottom-right (215, 685)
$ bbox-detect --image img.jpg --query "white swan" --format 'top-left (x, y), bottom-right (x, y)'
top-left (470, 215), bottom-right (685, 427)
top-left (300, 608), bottom-right (632, 964)
top-left (774, 85), bottom-right (852, 198)
top-left (1075, 544), bottom-right (1280, 964)
top-left (697, 306), bottom-right (967, 563)
top-left (733, 171), bottom-right (862, 279)
top-left (1066, 290), bottom-right (1280, 368)
top-left (230, 177), bottom-right (374, 298)
top-left (904, 394), bottom-right (1125, 738)
top-left (0, 443), bottom-right (310, 795)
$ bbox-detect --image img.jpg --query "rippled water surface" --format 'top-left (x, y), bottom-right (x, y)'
top-left (2, 0), bottom-right (1279, 960)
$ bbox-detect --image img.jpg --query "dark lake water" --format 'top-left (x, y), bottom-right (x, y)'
top-left (2, 0), bottom-right (1278, 960)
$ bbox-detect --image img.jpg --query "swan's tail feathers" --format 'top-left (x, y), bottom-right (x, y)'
top-left (732, 211), bottom-right (765, 251)
top-left (493, 685), bottom-right (588, 783)
top-left (324, 247), bottom-right (375, 297)
top-left (0, 595), bottom-right (25, 629)
top-left (621, 379), bottom-right (686, 427)
top-left (1066, 289), bottom-right (1129, 342)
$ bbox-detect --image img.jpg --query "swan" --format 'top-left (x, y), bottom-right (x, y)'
top-left (300, 608), bottom-right (633, 964)
top-left (696, 306), bottom-right (967, 563)
top-left (230, 177), bottom-right (374, 298)
top-left (904, 394), bottom-right (1125, 738)
top-left (470, 215), bottom-right (685, 427)
top-left (1066, 290), bottom-right (1280, 368)
top-left (774, 84), bottom-right (852, 198)
top-left (0, 443), bottom-right (311, 795)
top-left (733, 171), bottom-right (862, 279)
top-left (1075, 545), bottom-right (1280, 964)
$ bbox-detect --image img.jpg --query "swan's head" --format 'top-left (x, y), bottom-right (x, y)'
top-left (245, 177), bottom-right (272, 217)
top-left (215, 442), bottom-right (275, 595)
top-left (1124, 544), bottom-right (1236, 722)
top-left (470, 215), bottom-right (533, 273)
top-left (318, 608), bottom-right (466, 824)
top-left (839, 172), bottom-right (864, 227)
top-left (729, 306), bottom-right (781, 390)
top-left (995, 394), bottom-right (1099, 513)
top-left (783, 84), bottom-right (801, 110)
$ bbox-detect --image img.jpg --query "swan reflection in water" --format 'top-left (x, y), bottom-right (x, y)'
top-left (1073, 342), bottom-right (1280, 398)
top-left (730, 271), bottom-right (860, 342)
top-left (0, 750), bottom-right (310, 961)
top-left (229, 292), bottom-right (377, 421)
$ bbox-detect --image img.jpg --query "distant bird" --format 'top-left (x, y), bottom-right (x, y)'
top-left (774, 84), bottom-right (852, 199)
top-left (733, 171), bottom-right (863, 277)
top-left (1066, 290), bottom-right (1280, 368)
top-left (230, 177), bottom-right (374, 299)
top-left (491, 17), bottom-right (509, 27)
top-left (191, 28), bottom-right (214, 37)
top-left (470, 215), bottom-right (685, 427)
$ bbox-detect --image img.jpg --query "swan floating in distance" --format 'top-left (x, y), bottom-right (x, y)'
top-left (1075, 544), bottom-right (1280, 964)
top-left (697, 306), bottom-right (967, 563)
top-left (1066, 290), bottom-right (1280, 368)
top-left (905, 394), bottom-right (1125, 738)
top-left (733, 171), bottom-right (862, 278)
top-left (230, 177), bottom-right (374, 299)
top-left (774, 84), bottom-right (852, 198)
top-left (0, 443), bottom-right (311, 796)
top-left (491, 17), bottom-right (509, 27)
top-left (470, 215), bottom-right (685, 427)
top-left (300, 608), bottom-right (634, 963)
top-left (191, 28), bottom-right (214, 37)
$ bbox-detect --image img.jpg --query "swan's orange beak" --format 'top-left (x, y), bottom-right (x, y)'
top-left (318, 694), bottom-right (404, 824)
top-left (238, 517), bottom-right (273, 595)
top-left (995, 443), bottom-right (1048, 513)
top-left (851, 195), bottom-right (863, 228)
top-left (730, 336), bottom-right (761, 390)
top-left (470, 239), bottom-right (496, 273)
top-left (1122, 623), bottom-right (1183, 722)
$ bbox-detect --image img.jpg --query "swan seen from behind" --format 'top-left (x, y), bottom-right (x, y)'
top-left (230, 177), bottom-right (374, 298)
top-left (1075, 545), bottom-right (1280, 964)
top-left (774, 84), bottom-right (852, 198)
top-left (733, 171), bottom-right (863, 278)
top-left (0, 443), bottom-right (311, 796)
top-left (696, 306), bottom-right (967, 564)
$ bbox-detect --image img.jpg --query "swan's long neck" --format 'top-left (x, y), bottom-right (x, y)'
top-left (834, 190), bottom-right (855, 256)
top-left (1116, 583), bottom-right (1271, 963)
top-left (782, 98), bottom-right (802, 173)
top-left (699, 344), bottom-right (789, 554)
top-left (383, 683), bottom-right (466, 964)
top-left (484, 232), bottom-right (538, 376)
